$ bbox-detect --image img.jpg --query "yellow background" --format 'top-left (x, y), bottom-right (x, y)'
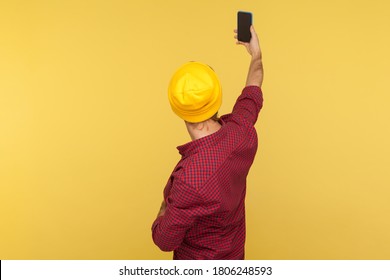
top-left (1, 0), bottom-right (390, 259)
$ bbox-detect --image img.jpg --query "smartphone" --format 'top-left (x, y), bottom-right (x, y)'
top-left (237, 11), bottom-right (252, 42)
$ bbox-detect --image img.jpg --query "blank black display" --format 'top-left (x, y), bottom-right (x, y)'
top-left (237, 12), bottom-right (252, 43)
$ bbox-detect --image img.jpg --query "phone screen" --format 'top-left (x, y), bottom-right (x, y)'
top-left (237, 11), bottom-right (252, 43)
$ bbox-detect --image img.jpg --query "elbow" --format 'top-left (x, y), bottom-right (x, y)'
top-left (152, 234), bottom-right (179, 252)
top-left (259, 94), bottom-right (264, 110)
top-left (152, 226), bottom-right (180, 252)
top-left (156, 242), bottom-right (176, 252)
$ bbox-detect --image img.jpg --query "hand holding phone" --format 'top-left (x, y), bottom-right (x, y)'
top-left (237, 11), bottom-right (252, 42)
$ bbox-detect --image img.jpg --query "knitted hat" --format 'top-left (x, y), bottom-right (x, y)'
top-left (168, 62), bottom-right (222, 123)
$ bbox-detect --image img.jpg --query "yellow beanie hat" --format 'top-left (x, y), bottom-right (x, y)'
top-left (168, 62), bottom-right (222, 123)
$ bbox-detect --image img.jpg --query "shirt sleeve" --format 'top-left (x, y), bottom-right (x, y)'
top-left (151, 178), bottom-right (219, 252)
top-left (231, 85), bottom-right (263, 126)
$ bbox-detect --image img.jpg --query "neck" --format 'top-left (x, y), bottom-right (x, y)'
top-left (185, 119), bottom-right (222, 141)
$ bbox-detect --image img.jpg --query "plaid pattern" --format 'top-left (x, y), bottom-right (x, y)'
top-left (152, 86), bottom-right (263, 259)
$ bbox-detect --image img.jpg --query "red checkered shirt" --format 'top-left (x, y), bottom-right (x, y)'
top-left (152, 86), bottom-right (263, 259)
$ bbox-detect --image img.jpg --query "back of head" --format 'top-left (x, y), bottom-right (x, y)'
top-left (168, 62), bottom-right (222, 123)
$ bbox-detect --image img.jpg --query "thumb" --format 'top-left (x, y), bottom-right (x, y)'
top-left (250, 25), bottom-right (256, 35)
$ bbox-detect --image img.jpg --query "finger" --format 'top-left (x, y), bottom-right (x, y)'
top-left (234, 35), bottom-right (237, 39)
top-left (250, 25), bottom-right (257, 36)
top-left (234, 29), bottom-right (237, 33)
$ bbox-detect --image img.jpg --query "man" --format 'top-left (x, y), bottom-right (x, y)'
top-left (152, 25), bottom-right (264, 260)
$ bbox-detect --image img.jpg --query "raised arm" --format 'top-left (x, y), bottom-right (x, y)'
top-left (231, 25), bottom-right (264, 126)
top-left (234, 25), bottom-right (264, 87)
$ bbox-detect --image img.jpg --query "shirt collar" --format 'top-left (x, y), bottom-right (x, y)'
top-left (177, 118), bottom-right (227, 157)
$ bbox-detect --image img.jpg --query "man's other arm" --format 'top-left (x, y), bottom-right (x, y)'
top-left (232, 25), bottom-right (264, 126)
top-left (235, 25), bottom-right (263, 88)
